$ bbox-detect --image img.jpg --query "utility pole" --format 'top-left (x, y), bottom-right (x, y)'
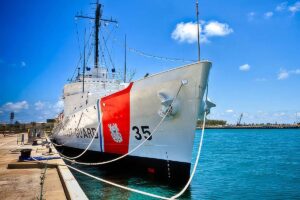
top-left (124, 35), bottom-right (127, 83)
top-left (196, 1), bottom-right (201, 61)
top-left (10, 112), bottom-right (14, 125)
top-left (9, 112), bottom-right (14, 134)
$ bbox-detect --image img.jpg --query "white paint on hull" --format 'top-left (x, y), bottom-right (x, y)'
top-left (54, 61), bottom-right (211, 164)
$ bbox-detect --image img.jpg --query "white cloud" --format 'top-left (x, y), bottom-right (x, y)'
top-left (171, 22), bottom-right (200, 44)
top-left (2, 101), bottom-right (29, 112)
top-left (0, 99), bottom-right (66, 122)
top-left (274, 112), bottom-right (286, 117)
top-left (248, 12), bottom-right (256, 20)
top-left (204, 21), bottom-right (233, 37)
top-left (239, 64), bottom-right (251, 71)
top-left (289, 1), bottom-right (300, 14)
top-left (254, 78), bottom-right (267, 82)
top-left (278, 69), bottom-right (289, 80)
top-left (277, 68), bottom-right (300, 80)
top-left (264, 12), bottom-right (274, 19)
top-left (248, 2), bottom-right (299, 21)
top-left (34, 101), bottom-right (45, 110)
top-left (291, 69), bottom-right (300, 74)
top-left (21, 61), bottom-right (26, 67)
top-left (171, 20), bottom-right (233, 44)
top-left (226, 109), bottom-right (234, 113)
top-left (276, 2), bottom-right (288, 11)
top-left (257, 110), bottom-right (269, 115)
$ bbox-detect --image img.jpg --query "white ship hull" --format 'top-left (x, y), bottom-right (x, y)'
top-left (53, 61), bottom-right (211, 182)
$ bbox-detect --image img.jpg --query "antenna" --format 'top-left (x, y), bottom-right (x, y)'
top-left (196, 0), bottom-right (201, 61)
top-left (124, 34), bottom-right (127, 83)
top-left (82, 28), bottom-right (86, 93)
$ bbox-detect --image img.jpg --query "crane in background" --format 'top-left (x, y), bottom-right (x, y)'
top-left (237, 113), bottom-right (243, 126)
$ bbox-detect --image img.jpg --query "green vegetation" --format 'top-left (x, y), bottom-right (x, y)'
top-left (197, 119), bottom-right (227, 127)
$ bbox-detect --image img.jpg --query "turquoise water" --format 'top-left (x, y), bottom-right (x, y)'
top-left (70, 129), bottom-right (300, 199)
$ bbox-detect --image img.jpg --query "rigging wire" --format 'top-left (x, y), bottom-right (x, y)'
top-left (99, 42), bottom-right (108, 70)
top-left (86, 41), bottom-right (94, 66)
top-left (101, 30), bottom-right (115, 70)
top-left (101, 26), bottom-right (196, 64)
top-left (71, 22), bottom-right (93, 81)
top-left (102, 23), bottom-right (117, 43)
top-left (70, 56), bottom-right (83, 81)
top-left (127, 47), bottom-right (196, 63)
top-left (83, 28), bottom-right (93, 68)
top-left (72, 20), bottom-right (194, 82)
top-left (75, 20), bottom-right (83, 59)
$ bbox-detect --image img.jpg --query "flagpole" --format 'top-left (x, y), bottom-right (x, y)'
top-left (196, 0), bottom-right (201, 61)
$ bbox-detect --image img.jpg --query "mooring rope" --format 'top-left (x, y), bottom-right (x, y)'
top-left (52, 116), bottom-right (70, 138)
top-left (44, 81), bottom-right (209, 199)
top-left (52, 112), bottom-right (84, 147)
top-left (64, 110), bottom-right (207, 200)
top-left (66, 163), bottom-right (168, 199)
top-left (61, 81), bottom-right (185, 165)
top-left (170, 110), bottom-right (207, 199)
top-left (57, 124), bottom-right (100, 160)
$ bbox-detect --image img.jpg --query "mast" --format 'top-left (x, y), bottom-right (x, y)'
top-left (124, 35), bottom-right (127, 82)
top-left (76, 2), bottom-right (118, 71)
top-left (94, 3), bottom-right (101, 69)
top-left (196, 0), bottom-right (201, 61)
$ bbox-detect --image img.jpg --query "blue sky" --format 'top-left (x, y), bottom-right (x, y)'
top-left (0, 0), bottom-right (299, 124)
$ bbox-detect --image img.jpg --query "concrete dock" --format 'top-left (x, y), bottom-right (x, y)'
top-left (0, 133), bottom-right (87, 200)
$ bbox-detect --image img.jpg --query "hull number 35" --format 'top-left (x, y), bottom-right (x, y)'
top-left (132, 126), bottom-right (152, 140)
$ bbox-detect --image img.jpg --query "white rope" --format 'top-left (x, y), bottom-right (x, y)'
top-left (52, 112), bottom-right (84, 147)
top-left (46, 83), bottom-right (209, 199)
top-left (57, 124), bottom-right (100, 160)
top-left (52, 143), bottom-right (63, 147)
top-left (66, 164), bottom-right (169, 199)
top-left (61, 82), bottom-right (184, 165)
top-left (52, 116), bottom-right (70, 138)
top-left (170, 111), bottom-right (207, 199)
top-left (64, 110), bottom-right (207, 200)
